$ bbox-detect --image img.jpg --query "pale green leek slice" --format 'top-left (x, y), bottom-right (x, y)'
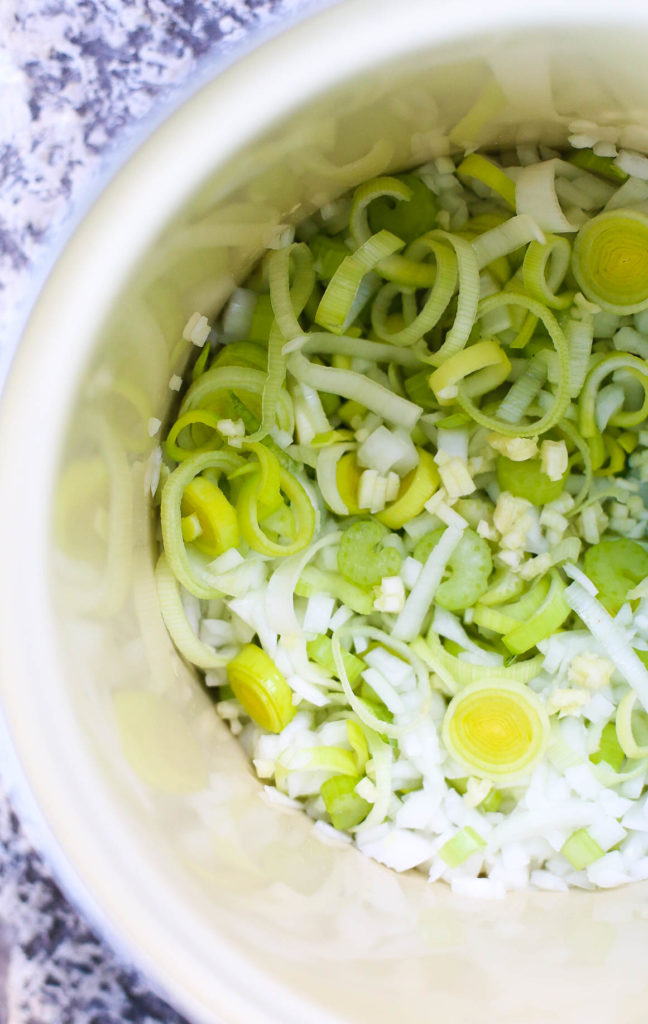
top-left (561, 829), bottom-right (604, 870)
top-left (572, 208), bottom-right (648, 313)
top-left (439, 826), bottom-right (487, 867)
top-left (442, 678), bottom-right (550, 784)
top-left (227, 644), bottom-right (296, 733)
top-left (321, 774), bottom-right (371, 830)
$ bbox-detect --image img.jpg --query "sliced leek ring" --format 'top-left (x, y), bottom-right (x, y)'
top-left (442, 678), bottom-right (550, 784)
top-left (227, 644), bottom-right (296, 733)
top-left (572, 209), bottom-right (648, 314)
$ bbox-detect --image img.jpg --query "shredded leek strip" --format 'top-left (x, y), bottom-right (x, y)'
top-left (616, 691), bottom-right (648, 760)
top-left (393, 522), bottom-right (465, 642)
top-left (331, 634), bottom-right (404, 740)
top-left (350, 176), bottom-right (440, 288)
top-left (160, 450), bottom-right (244, 599)
top-left (415, 632), bottom-right (543, 693)
top-left (579, 352), bottom-right (648, 438)
top-left (456, 293), bottom-right (570, 436)
top-left (565, 315), bottom-right (594, 398)
top-left (428, 339), bottom-right (511, 406)
top-left (509, 312), bottom-right (538, 351)
top-left (260, 243), bottom-right (315, 438)
top-left (501, 571), bottom-right (570, 655)
top-left (315, 230), bottom-right (405, 333)
top-left (287, 351), bottom-right (422, 429)
top-left (268, 242), bottom-right (314, 343)
top-left (242, 441), bottom-right (282, 511)
top-left (471, 215), bottom-right (545, 270)
top-left (236, 465), bottom-right (315, 557)
top-left (456, 153), bottom-right (516, 209)
top-left (265, 531), bottom-right (341, 636)
top-left (180, 365), bottom-right (267, 413)
top-left (557, 418), bottom-right (592, 512)
top-left (515, 159), bottom-right (581, 232)
top-left (316, 442), bottom-right (357, 515)
top-left (333, 625), bottom-right (431, 741)
top-left (370, 238), bottom-right (458, 347)
top-left (155, 554), bottom-right (229, 670)
top-left (522, 235), bottom-right (573, 310)
top-left (496, 353), bottom-right (547, 423)
top-left (418, 230), bottom-right (480, 364)
top-left (565, 582), bottom-right (648, 714)
top-left (179, 364), bottom-right (294, 436)
top-left (294, 332), bottom-right (423, 368)
top-left (355, 728), bottom-right (393, 831)
top-left (165, 409), bottom-right (223, 461)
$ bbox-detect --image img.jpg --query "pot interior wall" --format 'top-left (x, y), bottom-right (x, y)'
top-left (37, 13), bottom-right (648, 1024)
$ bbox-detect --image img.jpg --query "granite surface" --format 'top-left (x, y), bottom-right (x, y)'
top-left (0, 1), bottom-right (317, 1020)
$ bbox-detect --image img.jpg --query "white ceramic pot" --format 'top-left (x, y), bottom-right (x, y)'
top-left (2, 1), bottom-right (648, 1021)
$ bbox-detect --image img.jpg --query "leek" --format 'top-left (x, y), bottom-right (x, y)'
top-left (227, 644), bottom-right (296, 733)
top-left (442, 678), bottom-right (550, 784)
top-left (572, 209), bottom-right (648, 313)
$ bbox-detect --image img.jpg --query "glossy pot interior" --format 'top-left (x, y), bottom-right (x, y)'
top-left (3, 2), bottom-right (648, 1022)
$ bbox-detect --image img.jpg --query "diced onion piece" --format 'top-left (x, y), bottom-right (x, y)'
top-left (442, 678), bottom-right (550, 784)
top-left (357, 425), bottom-right (418, 476)
top-left (572, 209), bottom-right (648, 313)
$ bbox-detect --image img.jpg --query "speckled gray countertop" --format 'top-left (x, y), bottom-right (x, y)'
top-left (0, 2), bottom-right (316, 1020)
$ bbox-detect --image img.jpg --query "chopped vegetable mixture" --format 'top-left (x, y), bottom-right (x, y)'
top-left (156, 145), bottom-right (648, 895)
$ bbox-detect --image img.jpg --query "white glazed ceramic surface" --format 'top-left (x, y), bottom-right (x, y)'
top-left (3, 1), bottom-right (648, 1022)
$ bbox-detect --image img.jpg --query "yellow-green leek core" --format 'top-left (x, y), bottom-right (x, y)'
top-left (442, 678), bottom-right (549, 783)
top-left (572, 209), bottom-right (648, 313)
top-left (226, 644), bottom-right (295, 733)
top-left (180, 476), bottom-right (238, 557)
